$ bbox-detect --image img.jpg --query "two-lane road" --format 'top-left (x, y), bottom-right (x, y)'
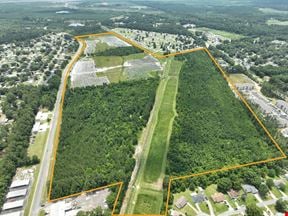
top-left (30, 40), bottom-right (84, 216)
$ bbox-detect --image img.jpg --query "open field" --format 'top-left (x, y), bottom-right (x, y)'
top-left (266, 18), bottom-right (288, 26)
top-left (229, 73), bottom-right (254, 84)
top-left (259, 8), bottom-right (288, 15)
top-left (195, 27), bottom-right (245, 40)
top-left (133, 189), bottom-right (163, 214)
top-left (25, 130), bottom-right (49, 216)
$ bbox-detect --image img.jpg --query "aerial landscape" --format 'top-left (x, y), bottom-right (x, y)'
top-left (0, 0), bottom-right (288, 216)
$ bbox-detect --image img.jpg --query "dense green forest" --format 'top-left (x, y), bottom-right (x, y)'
top-left (0, 68), bottom-right (63, 208)
top-left (51, 78), bottom-right (158, 202)
top-left (166, 51), bottom-right (281, 176)
top-left (95, 46), bottom-right (143, 56)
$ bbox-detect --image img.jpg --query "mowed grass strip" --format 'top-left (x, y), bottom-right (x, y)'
top-left (133, 189), bottom-right (163, 214)
top-left (143, 60), bottom-right (182, 183)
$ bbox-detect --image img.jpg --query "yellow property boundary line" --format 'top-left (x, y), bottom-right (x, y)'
top-left (47, 31), bottom-right (287, 216)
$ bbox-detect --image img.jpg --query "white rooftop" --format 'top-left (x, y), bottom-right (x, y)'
top-left (0, 211), bottom-right (22, 216)
top-left (2, 200), bottom-right (24, 211)
top-left (6, 189), bottom-right (27, 199)
top-left (10, 179), bottom-right (30, 189)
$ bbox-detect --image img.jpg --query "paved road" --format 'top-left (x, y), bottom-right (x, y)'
top-left (30, 41), bottom-right (84, 216)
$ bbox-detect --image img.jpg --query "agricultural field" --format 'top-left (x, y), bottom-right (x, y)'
top-left (50, 78), bottom-right (159, 200)
top-left (71, 35), bottom-right (162, 87)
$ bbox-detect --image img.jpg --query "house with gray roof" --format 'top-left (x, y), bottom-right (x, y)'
top-left (191, 193), bottom-right (206, 203)
top-left (242, 184), bottom-right (258, 194)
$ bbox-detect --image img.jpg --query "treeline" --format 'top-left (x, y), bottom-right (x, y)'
top-left (250, 65), bottom-right (288, 77)
top-left (0, 59), bottom-right (64, 209)
top-left (95, 46), bottom-right (143, 56)
top-left (51, 78), bottom-right (159, 205)
top-left (166, 51), bottom-right (280, 177)
top-left (102, 13), bottom-right (193, 36)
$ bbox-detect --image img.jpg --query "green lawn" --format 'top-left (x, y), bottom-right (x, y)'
top-left (199, 202), bottom-right (210, 214)
top-left (194, 27), bottom-right (245, 40)
top-left (271, 187), bottom-right (282, 198)
top-left (245, 194), bottom-right (257, 206)
top-left (205, 184), bottom-right (217, 197)
top-left (133, 190), bottom-right (163, 214)
top-left (94, 56), bottom-right (123, 67)
top-left (28, 131), bottom-right (49, 158)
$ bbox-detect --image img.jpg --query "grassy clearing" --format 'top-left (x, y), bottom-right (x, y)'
top-left (94, 41), bottom-right (112, 53)
top-left (245, 193), bottom-right (257, 206)
top-left (259, 8), bottom-right (288, 15)
top-left (194, 27), bottom-right (245, 40)
top-left (133, 190), bottom-right (163, 214)
top-left (142, 60), bottom-right (182, 183)
top-left (28, 131), bottom-right (49, 158)
top-left (229, 73), bottom-right (254, 84)
top-left (97, 67), bottom-right (124, 83)
top-left (25, 130), bottom-right (49, 216)
top-left (125, 59), bottom-right (182, 214)
top-left (94, 56), bottom-right (123, 67)
top-left (123, 53), bottom-right (146, 61)
top-left (199, 202), bottom-right (210, 214)
top-left (143, 76), bottom-right (178, 183)
top-left (266, 18), bottom-right (288, 26)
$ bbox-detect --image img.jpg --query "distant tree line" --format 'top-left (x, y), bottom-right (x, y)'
top-left (95, 46), bottom-right (143, 56)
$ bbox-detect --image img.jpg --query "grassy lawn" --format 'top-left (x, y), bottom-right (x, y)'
top-left (245, 193), bottom-right (257, 206)
top-left (268, 204), bottom-right (277, 214)
top-left (25, 130), bottom-right (49, 216)
top-left (205, 184), bottom-right (217, 197)
top-left (179, 205), bottom-right (197, 216)
top-left (213, 202), bottom-right (228, 214)
top-left (194, 27), bottom-right (245, 40)
top-left (28, 131), bottom-right (49, 158)
top-left (199, 202), bottom-right (210, 214)
top-left (271, 187), bottom-right (282, 198)
top-left (224, 194), bottom-right (237, 209)
top-left (133, 190), bottom-right (163, 214)
top-left (94, 56), bottom-right (123, 67)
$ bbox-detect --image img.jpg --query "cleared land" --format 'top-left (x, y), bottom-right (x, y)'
top-left (124, 58), bottom-right (183, 214)
top-left (266, 18), bottom-right (288, 26)
top-left (167, 50), bottom-right (281, 177)
top-left (195, 27), bottom-right (244, 40)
